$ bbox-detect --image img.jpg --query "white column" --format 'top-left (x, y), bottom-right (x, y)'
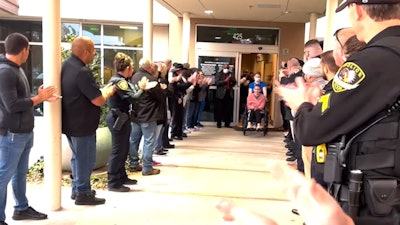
top-left (168, 13), bottom-right (182, 62)
top-left (143, 0), bottom-right (153, 60)
top-left (309, 13), bottom-right (318, 40)
top-left (42, 0), bottom-right (62, 210)
top-left (323, 0), bottom-right (338, 51)
top-left (181, 12), bottom-right (190, 63)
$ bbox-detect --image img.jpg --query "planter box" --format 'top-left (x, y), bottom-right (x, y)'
top-left (61, 127), bottom-right (112, 171)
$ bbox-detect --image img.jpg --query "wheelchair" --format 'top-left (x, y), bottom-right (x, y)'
top-left (242, 106), bottom-right (268, 136)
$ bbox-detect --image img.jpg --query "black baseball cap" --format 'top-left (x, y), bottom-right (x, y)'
top-left (336, 0), bottom-right (400, 12)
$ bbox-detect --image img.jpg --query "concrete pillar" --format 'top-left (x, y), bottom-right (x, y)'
top-left (168, 13), bottom-right (182, 63)
top-left (181, 12), bottom-right (190, 63)
top-left (143, 0), bottom-right (153, 60)
top-left (309, 13), bottom-right (318, 40)
top-left (323, 0), bottom-right (338, 51)
top-left (42, 0), bottom-right (62, 210)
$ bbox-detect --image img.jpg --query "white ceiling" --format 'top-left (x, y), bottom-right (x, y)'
top-left (156, 0), bottom-right (328, 23)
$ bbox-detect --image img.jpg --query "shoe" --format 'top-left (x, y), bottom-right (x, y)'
top-left (197, 123), bottom-right (204, 127)
top-left (183, 129), bottom-right (191, 134)
top-left (12, 206), bottom-right (47, 220)
top-left (142, 168), bottom-right (161, 176)
top-left (162, 148), bottom-right (169, 152)
top-left (0, 221), bottom-right (7, 225)
top-left (283, 138), bottom-right (292, 143)
top-left (285, 143), bottom-right (295, 149)
top-left (71, 190), bottom-right (96, 200)
top-left (286, 156), bottom-right (297, 162)
top-left (247, 122), bottom-right (252, 129)
top-left (129, 164), bottom-right (143, 172)
top-left (182, 133), bottom-right (188, 138)
top-left (154, 150), bottom-right (167, 155)
top-left (285, 151), bottom-right (294, 156)
top-left (163, 144), bottom-right (175, 149)
top-left (108, 185), bottom-right (130, 192)
top-left (172, 136), bottom-right (183, 140)
top-left (169, 138), bottom-right (173, 141)
top-left (124, 178), bottom-right (138, 185)
top-left (291, 208), bottom-right (300, 216)
top-left (224, 124), bottom-right (231, 128)
top-left (75, 193), bottom-right (105, 205)
top-left (217, 123), bottom-right (221, 128)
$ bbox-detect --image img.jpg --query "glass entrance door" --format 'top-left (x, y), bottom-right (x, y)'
top-left (196, 52), bottom-right (241, 127)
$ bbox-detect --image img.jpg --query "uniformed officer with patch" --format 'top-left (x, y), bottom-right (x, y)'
top-left (276, 1), bottom-right (400, 224)
top-left (106, 52), bottom-right (147, 192)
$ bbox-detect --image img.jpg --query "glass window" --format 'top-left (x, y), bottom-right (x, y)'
top-left (103, 49), bottom-right (143, 83)
top-left (0, 20), bottom-right (42, 42)
top-left (61, 23), bottom-right (80, 42)
top-left (83, 24), bottom-right (101, 45)
top-left (196, 26), bottom-right (279, 45)
top-left (103, 25), bottom-right (143, 47)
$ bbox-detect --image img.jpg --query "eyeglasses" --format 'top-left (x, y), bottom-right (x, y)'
top-left (333, 28), bottom-right (344, 48)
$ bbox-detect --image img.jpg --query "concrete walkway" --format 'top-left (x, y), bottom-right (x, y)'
top-left (6, 126), bottom-right (303, 225)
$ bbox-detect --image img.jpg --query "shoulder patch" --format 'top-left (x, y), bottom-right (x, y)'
top-left (332, 62), bottom-right (365, 93)
top-left (117, 80), bottom-right (129, 91)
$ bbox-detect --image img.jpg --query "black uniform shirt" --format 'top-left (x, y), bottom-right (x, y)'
top-left (294, 26), bottom-right (400, 146)
top-left (61, 55), bottom-right (102, 137)
top-left (107, 74), bottom-right (143, 113)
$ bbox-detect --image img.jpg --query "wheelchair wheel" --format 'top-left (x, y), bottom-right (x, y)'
top-left (263, 111), bottom-right (268, 136)
top-left (242, 112), bottom-right (247, 136)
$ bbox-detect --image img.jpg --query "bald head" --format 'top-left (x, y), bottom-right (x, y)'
top-left (304, 39), bottom-right (323, 61)
top-left (71, 36), bottom-right (95, 64)
top-left (139, 58), bottom-right (154, 74)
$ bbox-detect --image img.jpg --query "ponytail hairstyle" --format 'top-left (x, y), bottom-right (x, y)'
top-left (114, 52), bottom-right (133, 72)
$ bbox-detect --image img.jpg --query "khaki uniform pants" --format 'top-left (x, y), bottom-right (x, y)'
top-left (302, 146), bottom-right (313, 179)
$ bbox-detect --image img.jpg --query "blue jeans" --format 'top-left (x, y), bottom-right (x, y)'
top-left (0, 131), bottom-right (33, 221)
top-left (196, 101), bottom-right (206, 125)
top-left (67, 134), bottom-right (96, 195)
top-left (186, 101), bottom-right (199, 128)
top-left (154, 124), bottom-right (163, 151)
top-left (129, 121), bottom-right (157, 173)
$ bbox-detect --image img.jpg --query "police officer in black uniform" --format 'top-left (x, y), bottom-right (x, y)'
top-left (106, 52), bottom-right (146, 192)
top-left (276, 1), bottom-right (400, 224)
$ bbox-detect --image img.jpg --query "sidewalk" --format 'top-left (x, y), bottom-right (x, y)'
top-left (6, 126), bottom-right (303, 225)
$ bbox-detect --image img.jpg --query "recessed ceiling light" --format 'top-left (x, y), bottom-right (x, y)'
top-left (204, 10), bottom-right (213, 14)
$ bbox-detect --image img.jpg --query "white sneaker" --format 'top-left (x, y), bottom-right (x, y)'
top-left (183, 129), bottom-right (191, 134)
top-left (247, 122), bottom-right (252, 129)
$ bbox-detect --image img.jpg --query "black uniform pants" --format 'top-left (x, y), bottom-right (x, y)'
top-left (280, 100), bottom-right (290, 131)
top-left (106, 113), bottom-right (131, 188)
top-left (162, 122), bottom-right (170, 146)
top-left (171, 98), bottom-right (184, 137)
top-left (215, 91), bottom-right (233, 126)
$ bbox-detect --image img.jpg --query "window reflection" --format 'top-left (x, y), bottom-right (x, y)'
top-left (61, 23), bottom-right (80, 42)
top-left (103, 49), bottom-right (142, 82)
top-left (103, 25), bottom-right (143, 47)
top-left (0, 20), bottom-right (145, 116)
top-left (83, 24), bottom-right (101, 45)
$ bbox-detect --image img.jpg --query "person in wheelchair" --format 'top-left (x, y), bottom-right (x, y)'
top-left (246, 84), bottom-right (266, 130)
